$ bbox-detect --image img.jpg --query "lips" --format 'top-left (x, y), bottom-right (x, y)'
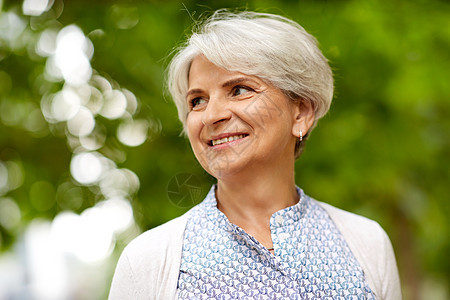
top-left (209, 133), bottom-right (249, 146)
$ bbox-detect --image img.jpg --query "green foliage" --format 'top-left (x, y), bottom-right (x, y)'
top-left (0, 0), bottom-right (449, 298)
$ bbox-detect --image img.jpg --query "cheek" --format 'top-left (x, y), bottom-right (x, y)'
top-left (242, 98), bottom-right (291, 135)
top-left (185, 114), bottom-right (203, 145)
top-left (246, 92), bottom-right (286, 120)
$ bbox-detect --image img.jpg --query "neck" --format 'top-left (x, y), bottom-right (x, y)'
top-left (215, 160), bottom-right (298, 228)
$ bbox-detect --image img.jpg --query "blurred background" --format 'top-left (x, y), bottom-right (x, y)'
top-left (0, 0), bottom-right (449, 299)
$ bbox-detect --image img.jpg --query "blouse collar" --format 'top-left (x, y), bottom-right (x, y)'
top-left (201, 184), bottom-right (309, 232)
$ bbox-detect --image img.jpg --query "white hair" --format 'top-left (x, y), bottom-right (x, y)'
top-left (167, 10), bottom-right (333, 157)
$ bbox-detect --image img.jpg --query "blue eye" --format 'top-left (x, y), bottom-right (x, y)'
top-left (232, 86), bottom-right (252, 96)
top-left (191, 97), bottom-right (206, 108)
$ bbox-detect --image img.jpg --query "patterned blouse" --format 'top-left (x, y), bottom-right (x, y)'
top-left (177, 185), bottom-right (375, 299)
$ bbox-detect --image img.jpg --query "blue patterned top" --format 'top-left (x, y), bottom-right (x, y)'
top-left (177, 185), bottom-right (376, 299)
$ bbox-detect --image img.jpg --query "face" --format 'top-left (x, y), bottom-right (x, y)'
top-left (186, 55), bottom-right (309, 179)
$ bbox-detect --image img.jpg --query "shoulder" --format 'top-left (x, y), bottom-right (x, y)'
top-left (317, 201), bottom-right (384, 240)
top-left (317, 201), bottom-right (391, 261)
top-left (127, 214), bottom-right (189, 251)
top-left (122, 212), bottom-right (189, 267)
top-left (316, 200), bottom-right (402, 300)
top-left (109, 212), bottom-right (190, 300)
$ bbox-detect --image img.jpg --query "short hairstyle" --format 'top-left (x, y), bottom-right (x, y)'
top-left (167, 10), bottom-right (333, 158)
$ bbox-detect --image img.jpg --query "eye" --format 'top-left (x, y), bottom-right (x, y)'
top-left (191, 97), bottom-right (207, 108)
top-left (232, 86), bottom-right (253, 96)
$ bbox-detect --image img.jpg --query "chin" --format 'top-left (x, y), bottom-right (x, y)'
top-left (196, 144), bottom-right (263, 177)
top-left (197, 154), bottom-right (244, 178)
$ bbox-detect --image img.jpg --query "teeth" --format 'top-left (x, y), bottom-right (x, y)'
top-left (212, 135), bottom-right (245, 146)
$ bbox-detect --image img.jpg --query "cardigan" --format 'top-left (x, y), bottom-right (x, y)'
top-left (108, 201), bottom-right (401, 300)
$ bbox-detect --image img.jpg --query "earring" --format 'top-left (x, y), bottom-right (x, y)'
top-left (299, 130), bottom-right (303, 142)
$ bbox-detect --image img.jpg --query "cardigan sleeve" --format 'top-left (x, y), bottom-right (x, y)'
top-left (109, 252), bottom-right (139, 299)
top-left (108, 214), bottom-right (189, 300)
top-left (378, 224), bottom-right (402, 299)
top-left (318, 201), bottom-right (402, 300)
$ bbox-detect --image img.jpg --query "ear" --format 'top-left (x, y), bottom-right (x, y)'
top-left (291, 100), bottom-right (315, 138)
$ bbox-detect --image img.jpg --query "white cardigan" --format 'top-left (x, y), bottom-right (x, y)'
top-left (109, 202), bottom-right (402, 300)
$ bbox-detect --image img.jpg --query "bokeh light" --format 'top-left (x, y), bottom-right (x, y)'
top-left (23, 108), bottom-right (48, 136)
top-left (99, 168), bottom-right (140, 198)
top-left (55, 182), bottom-right (84, 211)
top-left (49, 88), bottom-right (82, 122)
top-left (25, 220), bottom-right (67, 300)
top-left (100, 89), bottom-right (127, 119)
top-left (45, 25), bottom-right (93, 85)
top-left (117, 119), bottom-right (149, 147)
top-left (22, 0), bottom-right (53, 16)
top-left (108, 4), bottom-right (139, 30)
top-left (36, 28), bottom-right (58, 56)
top-left (94, 198), bottom-right (134, 234)
top-left (78, 124), bottom-right (107, 150)
top-left (0, 252), bottom-right (23, 299)
top-left (122, 88), bottom-right (138, 115)
top-left (0, 160), bottom-right (24, 196)
top-left (0, 197), bottom-right (21, 231)
top-left (67, 106), bottom-right (95, 136)
top-left (83, 85), bottom-right (104, 114)
top-left (51, 197), bottom-right (133, 263)
top-left (0, 11), bottom-right (26, 44)
top-left (70, 152), bottom-right (109, 185)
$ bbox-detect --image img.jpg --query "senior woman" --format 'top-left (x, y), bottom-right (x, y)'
top-left (109, 11), bottom-right (401, 299)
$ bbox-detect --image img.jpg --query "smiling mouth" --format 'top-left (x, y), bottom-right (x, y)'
top-left (210, 134), bottom-right (248, 146)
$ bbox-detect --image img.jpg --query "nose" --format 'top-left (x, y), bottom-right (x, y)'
top-left (201, 95), bottom-right (232, 127)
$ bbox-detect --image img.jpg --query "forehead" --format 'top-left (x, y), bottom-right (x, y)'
top-left (188, 55), bottom-right (251, 88)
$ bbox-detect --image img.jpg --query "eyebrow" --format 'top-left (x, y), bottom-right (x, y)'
top-left (186, 77), bottom-right (260, 97)
top-left (221, 77), bottom-right (258, 88)
top-left (186, 89), bottom-right (203, 97)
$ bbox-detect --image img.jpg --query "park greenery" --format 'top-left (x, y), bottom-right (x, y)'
top-left (0, 0), bottom-right (449, 299)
